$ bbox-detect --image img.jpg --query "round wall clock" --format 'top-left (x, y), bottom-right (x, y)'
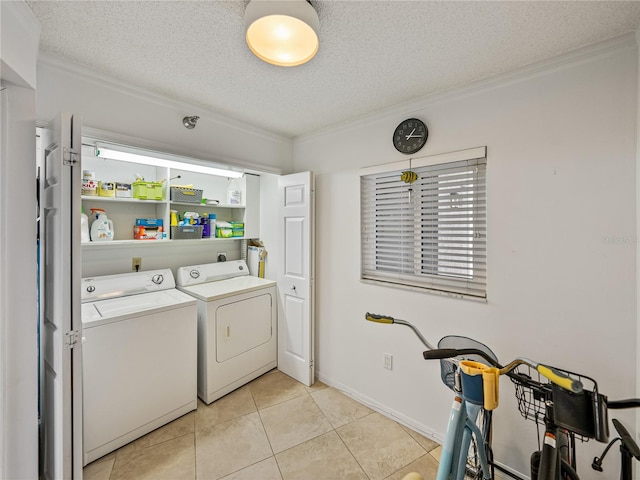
top-left (393, 118), bottom-right (428, 154)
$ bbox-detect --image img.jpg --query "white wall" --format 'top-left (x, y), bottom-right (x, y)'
top-left (258, 172), bottom-right (280, 282)
top-left (36, 54), bottom-right (294, 176)
top-left (0, 1), bottom-right (40, 478)
top-left (294, 35), bottom-right (638, 478)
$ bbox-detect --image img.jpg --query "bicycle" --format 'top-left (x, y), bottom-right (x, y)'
top-left (424, 344), bottom-right (640, 480)
top-left (365, 312), bottom-right (589, 480)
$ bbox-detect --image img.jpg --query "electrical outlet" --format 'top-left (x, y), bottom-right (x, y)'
top-left (132, 257), bottom-right (142, 271)
top-left (383, 353), bottom-right (393, 370)
top-left (217, 252), bottom-right (227, 262)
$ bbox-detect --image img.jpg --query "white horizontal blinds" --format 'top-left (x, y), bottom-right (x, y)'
top-left (361, 155), bottom-right (487, 299)
top-left (420, 159), bottom-right (486, 296)
top-left (362, 171), bottom-right (420, 275)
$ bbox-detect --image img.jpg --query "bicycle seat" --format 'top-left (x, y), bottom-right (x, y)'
top-left (613, 419), bottom-right (640, 460)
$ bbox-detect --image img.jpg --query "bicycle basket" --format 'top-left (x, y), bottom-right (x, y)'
top-left (510, 365), bottom-right (609, 443)
top-left (552, 383), bottom-right (609, 443)
top-left (437, 336), bottom-right (499, 392)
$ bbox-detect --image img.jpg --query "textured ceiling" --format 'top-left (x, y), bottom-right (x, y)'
top-left (27, 1), bottom-right (640, 139)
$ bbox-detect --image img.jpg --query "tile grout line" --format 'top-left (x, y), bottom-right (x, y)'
top-left (92, 371), bottom-right (439, 480)
top-left (249, 381), bottom-right (284, 480)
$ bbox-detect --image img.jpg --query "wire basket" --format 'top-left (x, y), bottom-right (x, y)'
top-left (437, 336), bottom-right (499, 392)
top-left (170, 186), bottom-right (203, 203)
top-left (509, 365), bottom-right (609, 443)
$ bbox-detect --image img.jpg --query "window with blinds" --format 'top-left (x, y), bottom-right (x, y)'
top-left (360, 147), bottom-right (487, 299)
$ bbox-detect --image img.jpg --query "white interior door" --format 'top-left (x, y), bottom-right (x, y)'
top-left (277, 171), bottom-right (315, 386)
top-left (42, 112), bottom-right (83, 479)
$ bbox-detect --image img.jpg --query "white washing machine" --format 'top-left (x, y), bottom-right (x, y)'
top-left (81, 269), bottom-right (197, 465)
top-left (176, 260), bottom-right (277, 404)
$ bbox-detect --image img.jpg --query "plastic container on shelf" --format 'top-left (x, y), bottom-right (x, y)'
top-left (170, 186), bottom-right (203, 204)
top-left (90, 211), bottom-right (114, 242)
top-left (171, 225), bottom-right (204, 239)
top-left (200, 214), bottom-right (211, 238)
top-left (209, 214), bottom-right (216, 236)
top-left (82, 170), bottom-right (97, 196)
top-left (132, 181), bottom-right (164, 200)
top-left (115, 183), bottom-right (132, 198)
top-left (89, 208), bottom-right (105, 222)
top-left (98, 181), bottom-right (116, 197)
top-left (81, 209), bottom-right (90, 243)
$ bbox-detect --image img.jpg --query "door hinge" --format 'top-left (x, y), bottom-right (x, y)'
top-left (64, 330), bottom-right (79, 349)
top-left (63, 148), bottom-right (79, 166)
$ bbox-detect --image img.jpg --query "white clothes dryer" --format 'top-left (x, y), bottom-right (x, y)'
top-left (176, 260), bottom-right (277, 404)
top-left (81, 269), bottom-right (197, 465)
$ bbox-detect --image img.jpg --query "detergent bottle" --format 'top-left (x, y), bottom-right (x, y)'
top-left (90, 210), bottom-right (114, 241)
top-left (200, 213), bottom-right (211, 238)
top-left (80, 207), bottom-right (90, 243)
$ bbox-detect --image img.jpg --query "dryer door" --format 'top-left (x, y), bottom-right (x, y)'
top-left (216, 294), bottom-right (273, 362)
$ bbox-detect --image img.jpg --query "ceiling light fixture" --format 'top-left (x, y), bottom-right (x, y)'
top-left (95, 143), bottom-right (244, 178)
top-left (244, 0), bottom-right (319, 67)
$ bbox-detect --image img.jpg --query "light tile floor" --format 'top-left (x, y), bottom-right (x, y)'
top-left (84, 369), bottom-right (441, 480)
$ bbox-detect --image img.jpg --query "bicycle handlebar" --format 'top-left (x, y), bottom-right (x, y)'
top-left (608, 398), bottom-right (640, 409)
top-left (423, 346), bottom-right (583, 393)
top-left (366, 312), bottom-right (582, 393)
top-left (423, 348), bottom-right (499, 366)
top-left (365, 312), bottom-right (395, 324)
top-left (365, 312), bottom-right (436, 350)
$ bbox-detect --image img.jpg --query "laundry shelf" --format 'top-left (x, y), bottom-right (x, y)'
top-left (82, 195), bottom-right (165, 204)
top-left (81, 237), bottom-right (243, 248)
top-left (170, 201), bottom-right (245, 209)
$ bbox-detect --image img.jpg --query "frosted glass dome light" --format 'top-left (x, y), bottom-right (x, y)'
top-left (244, 0), bottom-right (319, 67)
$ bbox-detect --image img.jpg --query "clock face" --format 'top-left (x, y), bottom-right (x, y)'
top-left (393, 118), bottom-right (428, 154)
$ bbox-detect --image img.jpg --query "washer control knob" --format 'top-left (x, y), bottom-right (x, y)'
top-left (238, 265), bottom-right (244, 271)
top-left (190, 270), bottom-right (200, 279)
top-left (152, 274), bottom-right (164, 285)
top-left (86, 285), bottom-right (96, 293)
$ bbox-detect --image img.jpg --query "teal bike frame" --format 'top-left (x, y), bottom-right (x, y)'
top-left (437, 386), bottom-right (491, 480)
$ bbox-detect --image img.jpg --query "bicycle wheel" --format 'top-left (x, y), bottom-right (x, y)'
top-left (464, 435), bottom-right (484, 479)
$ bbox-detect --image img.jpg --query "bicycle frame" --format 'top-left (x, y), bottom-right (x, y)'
top-left (438, 395), bottom-right (491, 480)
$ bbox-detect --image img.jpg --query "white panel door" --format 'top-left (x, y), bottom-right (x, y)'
top-left (277, 172), bottom-right (314, 386)
top-left (42, 112), bottom-right (83, 479)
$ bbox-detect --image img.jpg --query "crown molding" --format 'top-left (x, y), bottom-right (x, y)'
top-left (295, 32), bottom-right (638, 144)
top-left (37, 51), bottom-right (292, 145)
